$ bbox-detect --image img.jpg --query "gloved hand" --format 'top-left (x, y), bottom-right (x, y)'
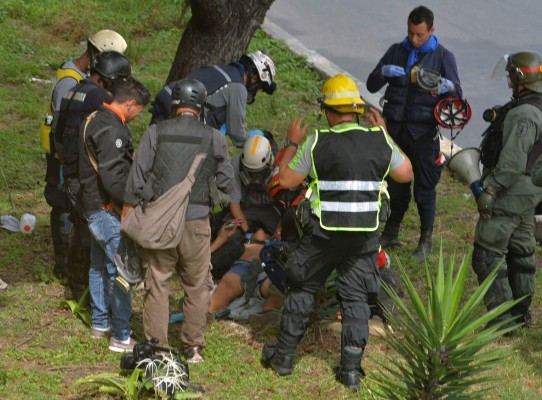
top-left (381, 65), bottom-right (406, 78)
top-left (219, 123), bottom-right (228, 136)
top-left (476, 188), bottom-right (495, 219)
top-left (436, 78), bottom-right (454, 95)
top-left (470, 180), bottom-right (483, 198)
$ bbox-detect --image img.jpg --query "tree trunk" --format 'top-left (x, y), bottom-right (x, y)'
top-left (166, 0), bottom-right (275, 84)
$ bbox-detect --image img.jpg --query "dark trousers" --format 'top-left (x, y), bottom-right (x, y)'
top-left (276, 218), bottom-right (380, 355)
top-left (387, 126), bottom-right (443, 231)
top-left (65, 177), bottom-right (92, 294)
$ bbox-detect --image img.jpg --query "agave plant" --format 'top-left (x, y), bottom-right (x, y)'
top-left (370, 245), bottom-right (522, 400)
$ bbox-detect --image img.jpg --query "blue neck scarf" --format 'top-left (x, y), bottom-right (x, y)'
top-left (401, 35), bottom-right (439, 72)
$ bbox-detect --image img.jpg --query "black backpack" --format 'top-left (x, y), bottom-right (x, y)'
top-left (480, 95), bottom-right (542, 169)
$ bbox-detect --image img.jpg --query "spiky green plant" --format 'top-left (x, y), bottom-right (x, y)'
top-left (60, 286), bottom-right (91, 326)
top-left (370, 246), bottom-right (523, 399)
top-left (76, 368), bottom-right (151, 400)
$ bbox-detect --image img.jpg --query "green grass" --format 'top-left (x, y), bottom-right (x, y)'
top-left (0, 1), bottom-right (541, 399)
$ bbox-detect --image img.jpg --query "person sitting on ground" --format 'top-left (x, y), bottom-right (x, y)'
top-left (208, 225), bottom-right (284, 322)
top-left (226, 134), bottom-right (282, 237)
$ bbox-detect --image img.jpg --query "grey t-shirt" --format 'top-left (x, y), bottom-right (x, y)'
top-left (206, 82), bottom-right (248, 148)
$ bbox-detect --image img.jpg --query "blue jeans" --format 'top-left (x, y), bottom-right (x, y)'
top-left (86, 209), bottom-right (132, 341)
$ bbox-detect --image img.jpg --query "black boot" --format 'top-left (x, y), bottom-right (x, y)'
top-left (262, 341), bottom-right (294, 376)
top-left (336, 346), bottom-right (365, 390)
top-left (379, 220), bottom-right (401, 249)
top-left (412, 229), bottom-right (433, 263)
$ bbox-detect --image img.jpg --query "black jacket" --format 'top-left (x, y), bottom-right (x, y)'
top-left (79, 104), bottom-right (133, 212)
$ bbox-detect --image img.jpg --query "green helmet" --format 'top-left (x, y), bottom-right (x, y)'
top-left (506, 51), bottom-right (542, 93)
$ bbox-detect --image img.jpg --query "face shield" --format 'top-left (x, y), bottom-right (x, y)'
top-left (239, 163), bottom-right (273, 188)
top-left (410, 65), bottom-right (442, 93)
top-left (246, 80), bottom-right (277, 105)
top-left (491, 54), bottom-right (513, 88)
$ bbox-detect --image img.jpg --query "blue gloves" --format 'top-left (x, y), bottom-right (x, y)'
top-left (436, 78), bottom-right (454, 95)
top-left (470, 180), bottom-right (483, 198)
top-left (382, 65), bottom-right (406, 78)
top-left (219, 123), bottom-right (228, 136)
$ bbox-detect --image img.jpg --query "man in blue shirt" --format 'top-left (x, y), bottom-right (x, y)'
top-left (366, 6), bottom-right (462, 262)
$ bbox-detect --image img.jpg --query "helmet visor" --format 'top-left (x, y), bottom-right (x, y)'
top-left (491, 54), bottom-right (511, 80)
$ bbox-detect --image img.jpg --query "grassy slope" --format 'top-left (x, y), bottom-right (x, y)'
top-left (0, 1), bottom-right (541, 399)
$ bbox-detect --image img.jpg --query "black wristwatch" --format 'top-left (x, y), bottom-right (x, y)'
top-left (284, 140), bottom-right (299, 149)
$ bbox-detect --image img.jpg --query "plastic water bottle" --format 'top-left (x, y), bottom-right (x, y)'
top-left (19, 213), bottom-right (36, 234)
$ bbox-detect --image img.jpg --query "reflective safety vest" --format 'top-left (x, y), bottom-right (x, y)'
top-left (40, 67), bottom-right (85, 154)
top-left (308, 124), bottom-right (393, 231)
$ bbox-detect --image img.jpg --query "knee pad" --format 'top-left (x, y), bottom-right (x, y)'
top-left (472, 244), bottom-right (505, 283)
top-left (506, 252), bottom-right (536, 309)
top-left (280, 291), bottom-right (314, 343)
top-left (341, 301), bottom-right (370, 348)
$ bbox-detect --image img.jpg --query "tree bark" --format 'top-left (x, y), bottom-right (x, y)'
top-left (166, 0), bottom-right (275, 84)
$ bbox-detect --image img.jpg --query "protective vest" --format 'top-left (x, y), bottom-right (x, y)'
top-left (55, 80), bottom-right (100, 178)
top-left (150, 116), bottom-right (216, 206)
top-left (40, 67), bottom-right (85, 153)
top-left (481, 93), bottom-right (542, 170)
top-left (382, 45), bottom-right (447, 127)
top-left (149, 62), bottom-right (245, 126)
top-left (308, 125), bottom-right (393, 231)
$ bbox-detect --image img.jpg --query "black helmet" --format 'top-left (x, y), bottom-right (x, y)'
top-left (171, 78), bottom-right (207, 111)
top-left (90, 50), bottom-right (131, 82)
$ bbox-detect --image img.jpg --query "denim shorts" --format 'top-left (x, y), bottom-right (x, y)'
top-left (227, 260), bottom-right (251, 278)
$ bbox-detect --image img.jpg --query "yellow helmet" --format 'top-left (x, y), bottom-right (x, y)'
top-left (319, 73), bottom-right (366, 115)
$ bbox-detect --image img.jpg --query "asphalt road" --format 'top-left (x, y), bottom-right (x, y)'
top-left (266, 0), bottom-right (542, 149)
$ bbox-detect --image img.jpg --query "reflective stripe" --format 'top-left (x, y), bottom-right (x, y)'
top-left (320, 201), bottom-right (379, 212)
top-left (213, 65), bottom-right (232, 83)
top-left (63, 91), bottom-right (87, 103)
top-left (325, 91), bottom-right (360, 99)
top-left (165, 85), bottom-right (172, 95)
top-left (319, 180), bottom-right (381, 191)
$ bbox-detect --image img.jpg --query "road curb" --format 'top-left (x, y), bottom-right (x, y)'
top-left (262, 18), bottom-right (459, 155)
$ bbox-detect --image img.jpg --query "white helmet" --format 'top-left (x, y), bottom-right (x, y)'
top-left (241, 135), bottom-right (273, 171)
top-left (240, 135), bottom-right (274, 186)
top-left (88, 30), bottom-right (128, 53)
top-left (246, 51), bottom-right (275, 86)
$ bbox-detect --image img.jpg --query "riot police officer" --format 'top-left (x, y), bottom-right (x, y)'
top-left (474, 50), bottom-right (542, 330)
